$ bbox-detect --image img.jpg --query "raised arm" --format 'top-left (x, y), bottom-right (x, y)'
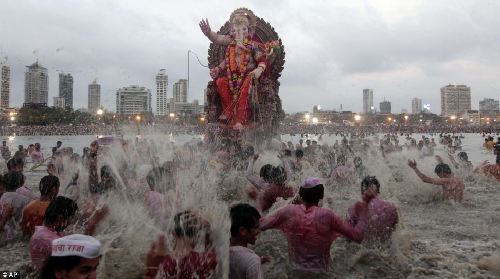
top-left (246, 155), bottom-right (266, 190)
top-left (408, 159), bottom-right (449, 186)
top-left (259, 206), bottom-right (287, 231)
top-left (199, 19), bottom-right (232, 45)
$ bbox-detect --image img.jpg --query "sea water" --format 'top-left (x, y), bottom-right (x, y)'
top-left (1, 132), bottom-right (499, 278)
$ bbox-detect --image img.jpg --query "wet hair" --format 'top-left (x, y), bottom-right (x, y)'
top-left (173, 211), bottom-right (201, 238)
top-left (295, 149), bottom-right (304, 158)
top-left (39, 175), bottom-right (60, 196)
top-left (100, 165), bottom-right (112, 179)
top-left (6, 158), bottom-right (16, 171)
top-left (39, 256), bottom-right (84, 279)
top-left (146, 167), bottom-right (162, 190)
top-left (271, 166), bottom-right (287, 185)
top-left (44, 196), bottom-right (79, 225)
top-left (354, 156), bottom-right (362, 167)
top-left (3, 171), bottom-right (25, 191)
top-left (457, 152), bottom-right (468, 161)
top-left (434, 163), bottom-right (452, 176)
top-left (230, 203), bottom-right (261, 237)
top-left (361, 176), bottom-right (380, 193)
top-left (51, 147), bottom-right (58, 154)
top-left (259, 164), bottom-right (274, 183)
top-left (299, 184), bottom-right (324, 204)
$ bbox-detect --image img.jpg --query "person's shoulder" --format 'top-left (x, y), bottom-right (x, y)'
top-left (23, 200), bottom-right (39, 210)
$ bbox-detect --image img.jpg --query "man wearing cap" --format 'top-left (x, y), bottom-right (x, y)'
top-left (347, 176), bottom-right (399, 248)
top-left (39, 234), bottom-right (101, 279)
top-left (259, 177), bottom-right (365, 273)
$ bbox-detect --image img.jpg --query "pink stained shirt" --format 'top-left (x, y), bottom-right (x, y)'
top-left (347, 198), bottom-right (398, 247)
top-left (259, 204), bottom-right (364, 272)
top-left (30, 226), bottom-right (65, 271)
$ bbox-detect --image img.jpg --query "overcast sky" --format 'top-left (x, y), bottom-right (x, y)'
top-left (1, 0), bottom-right (499, 114)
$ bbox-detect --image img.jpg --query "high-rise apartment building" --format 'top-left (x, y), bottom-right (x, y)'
top-left (173, 79), bottom-right (188, 103)
top-left (53, 97), bottom-right (65, 109)
top-left (156, 69), bottom-right (168, 116)
top-left (440, 84), bottom-right (471, 117)
top-left (479, 98), bottom-right (499, 115)
top-left (379, 100), bottom-right (391, 113)
top-left (24, 61), bottom-right (49, 105)
top-left (411, 98), bottom-right (422, 114)
top-left (59, 73), bottom-right (74, 109)
top-left (88, 80), bottom-right (101, 114)
top-left (362, 89), bottom-right (373, 114)
top-left (0, 64), bottom-right (10, 109)
top-left (116, 85), bottom-right (152, 115)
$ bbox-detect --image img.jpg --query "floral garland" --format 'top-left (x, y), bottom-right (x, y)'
top-left (225, 38), bottom-right (252, 95)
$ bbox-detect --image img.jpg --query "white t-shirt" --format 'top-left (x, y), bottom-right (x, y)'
top-left (229, 246), bottom-right (264, 279)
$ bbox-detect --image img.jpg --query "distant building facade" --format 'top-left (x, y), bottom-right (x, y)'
top-left (53, 97), bottom-right (66, 109)
top-left (379, 100), bottom-right (391, 114)
top-left (156, 69), bottom-right (168, 116)
top-left (411, 98), bottom-right (422, 114)
top-left (362, 89), bottom-right (373, 114)
top-left (116, 85), bottom-right (152, 115)
top-left (463, 110), bottom-right (480, 125)
top-left (440, 84), bottom-right (471, 117)
top-left (88, 80), bottom-right (101, 114)
top-left (59, 73), bottom-right (74, 109)
top-left (173, 79), bottom-right (188, 103)
top-left (0, 64), bottom-right (10, 109)
top-left (479, 98), bottom-right (499, 115)
top-left (24, 61), bottom-right (49, 105)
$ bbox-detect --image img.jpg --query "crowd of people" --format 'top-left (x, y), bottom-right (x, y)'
top-left (1, 123), bottom-right (499, 137)
top-left (0, 129), bottom-right (499, 278)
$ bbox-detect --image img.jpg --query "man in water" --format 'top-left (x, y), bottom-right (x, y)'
top-left (259, 177), bottom-right (364, 272)
top-left (408, 160), bottom-right (464, 202)
top-left (347, 176), bottom-right (398, 247)
top-left (21, 175), bottom-right (60, 236)
top-left (1, 140), bottom-right (11, 161)
top-left (229, 203), bottom-right (266, 279)
top-left (477, 156), bottom-right (500, 182)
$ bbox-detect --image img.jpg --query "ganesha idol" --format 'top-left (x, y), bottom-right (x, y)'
top-left (200, 8), bottom-right (285, 137)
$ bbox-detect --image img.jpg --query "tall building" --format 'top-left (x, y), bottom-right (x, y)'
top-left (411, 98), bottom-right (422, 114)
top-left (440, 84), bottom-right (471, 117)
top-left (156, 69), bottom-right (168, 116)
top-left (53, 97), bottom-right (65, 109)
top-left (59, 73), bottom-right (74, 109)
top-left (173, 79), bottom-right (188, 103)
top-left (379, 100), bottom-right (391, 113)
top-left (0, 64), bottom-right (10, 109)
top-left (116, 85), bottom-right (152, 115)
top-left (88, 80), bottom-right (101, 114)
top-left (24, 61), bottom-right (49, 105)
top-left (362, 89), bottom-right (373, 114)
top-left (479, 98), bottom-right (499, 115)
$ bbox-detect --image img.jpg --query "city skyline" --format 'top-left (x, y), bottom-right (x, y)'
top-left (1, 1), bottom-right (500, 113)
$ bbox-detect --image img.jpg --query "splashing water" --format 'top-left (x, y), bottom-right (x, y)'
top-left (1, 131), bottom-right (499, 278)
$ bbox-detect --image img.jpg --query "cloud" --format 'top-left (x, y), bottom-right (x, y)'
top-left (0, 0), bottom-right (499, 114)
